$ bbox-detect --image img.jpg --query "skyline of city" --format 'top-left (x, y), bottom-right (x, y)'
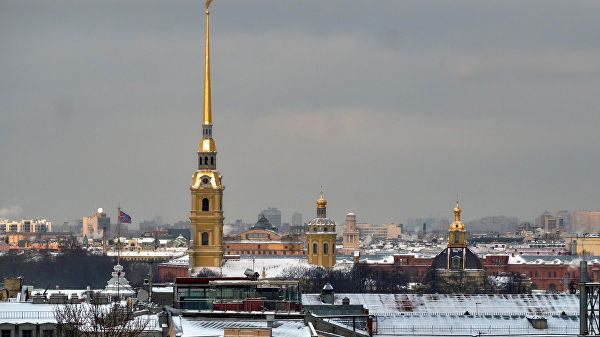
top-left (2, 1), bottom-right (600, 227)
top-left (2, 3), bottom-right (600, 334)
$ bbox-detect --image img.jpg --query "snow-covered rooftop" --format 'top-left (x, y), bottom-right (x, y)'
top-left (173, 316), bottom-right (311, 337)
top-left (302, 293), bottom-right (579, 316)
top-left (180, 255), bottom-right (353, 278)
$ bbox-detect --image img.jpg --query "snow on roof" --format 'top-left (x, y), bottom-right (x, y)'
top-left (0, 303), bottom-right (161, 330)
top-left (302, 293), bottom-right (579, 316)
top-left (175, 317), bottom-right (310, 337)
top-left (162, 254), bottom-right (189, 266)
top-left (106, 251), bottom-right (185, 257)
top-left (362, 255), bottom-right (395, 264)
top-left (180, 255), bottom-right (353, 278)
top-left (508, 255), bottom-right (600, 266)
top-left (152, 286), bottom-right (174, 293)
top-left (374, 314), bottom-right (578, 335)
top-left (220, 257), bottom-right (311, 278)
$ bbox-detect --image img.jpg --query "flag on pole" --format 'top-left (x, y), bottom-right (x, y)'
top-left (119, 210), bottom-right (132, 224)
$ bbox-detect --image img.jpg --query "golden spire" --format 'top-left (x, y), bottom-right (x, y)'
top-left (453, 195), bottom-right (461, 222)
top-left (317, 186), bottom-right (327, 208)
top-left (203, 0), bottom-right (212, 125)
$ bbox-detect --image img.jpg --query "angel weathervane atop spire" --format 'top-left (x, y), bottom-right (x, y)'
top-left (206, 0), bottom-right (213, 10)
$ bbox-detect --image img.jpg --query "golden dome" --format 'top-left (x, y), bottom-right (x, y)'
top-left (317, 190), bottom-right (327, 209)
top-left (198, 138), bottom-right (216, 152)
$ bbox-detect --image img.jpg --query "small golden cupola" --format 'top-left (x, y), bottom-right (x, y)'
top-left (448, 198), bottom-right (467, 248)
top-left (316, 190), bottom-right (327, 217)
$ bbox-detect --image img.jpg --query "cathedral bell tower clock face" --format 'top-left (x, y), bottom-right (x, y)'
top-left (200, 175), bottom-right (211, 188)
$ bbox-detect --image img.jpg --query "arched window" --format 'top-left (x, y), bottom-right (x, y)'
top-left (204, 156), bottom-right (209, 165)
top-left (323, 243), bottom-right (328, 254)
top-left (211, 157), bottom-right (214, 165)
top-left (313, 243), bottom-right (317, 255)
top-left (202, 198), bottom-right (209, 211)
top-left (201, 232), bottom-right (209, 246)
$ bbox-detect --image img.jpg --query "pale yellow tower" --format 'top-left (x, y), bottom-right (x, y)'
top-left (447, 198), bottom-right (466, 249)
top-left (189, 0), bottom-right (224, 269)
top-left (306, 191), bottom-right (337, 268)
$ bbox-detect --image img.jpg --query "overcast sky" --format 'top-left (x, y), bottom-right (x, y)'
top-left (1, 1), bottom-right (600, 228)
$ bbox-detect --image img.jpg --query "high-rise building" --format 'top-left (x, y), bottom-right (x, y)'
top-left (189, 3), bottom-right (224, 269)
top-left (259, 207), bottom-right (281, 229)
top-left (571, 211), bottom-right (600, 233)
top-left (82, 208), bottom-right (109, 239)
top-left (0, 219), bottom-right (52, 233)
top-left (306, 191), bottom-right (336, 268)
top-left (556, 210), bottom-right (570, 230)
top-left (540, 211), bottom-right (558, 233)
top-left (291, 212), bottom-right (302, 227)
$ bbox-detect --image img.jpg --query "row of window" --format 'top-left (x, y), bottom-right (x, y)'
top-left (225, 250), bottom-right (300, 255)
top-left (310, 243), bottom-right (333, 255)
top-left (307, 226), bottom-right (335, 232)
top-left (1, 330), bottom-right (53, 337)
top-left (529, 271), bottom-right (578, 279)
top-left (226, 245), bottom-right (290, 249)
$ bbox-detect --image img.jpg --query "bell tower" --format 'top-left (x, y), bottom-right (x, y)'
top-left (189, 0), bottom-right (224, 270)
top-left (306, 191), bottom-right (337, 268)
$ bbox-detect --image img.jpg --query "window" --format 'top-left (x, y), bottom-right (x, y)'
top-left (202, 198), bottom-right (209, 211)
top-left (324, 243), bottom-right (329, 254)
top-left (553, 271), bottom-right (557, 278)
top-left (535, 271), bottom-right (538, 278)
top-left (22, 331), bottom-right (32, 337)
top-left (2, 330), bottom-right (11, 337)
top-left (211, 157), bottom-right (214, 165)
top-left (313, 243), bottom-right (317, 255)
top-left (548, 272), bottom-right (551, 278)
top-left (204, 156), bottom-right (208, 164)
top-left (530, 272), bottom-right (533, 278)
top-left (201, 232), bottom-right (209, 245)
top-left (323, 227), bottom-right (328, 232)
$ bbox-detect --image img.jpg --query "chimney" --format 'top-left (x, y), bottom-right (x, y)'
top-left (321, 283), bottom-right (334, 305)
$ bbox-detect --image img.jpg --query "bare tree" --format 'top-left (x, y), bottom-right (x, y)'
top-left (54, 302), bottom-right (150, 337)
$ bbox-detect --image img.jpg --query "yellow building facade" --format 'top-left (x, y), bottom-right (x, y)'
top-left (567, 236), bottom-right (600, 256)
top-left (306, 192), bottom-right (337, 268)
top-left (189, 2), bottom-right (224, 269)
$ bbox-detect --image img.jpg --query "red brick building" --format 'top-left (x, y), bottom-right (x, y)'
top-left (371, 253), bottom-right (599, 291)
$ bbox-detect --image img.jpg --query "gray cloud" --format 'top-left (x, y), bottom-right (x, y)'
top-left (1, 0), bottom-right (600, 227)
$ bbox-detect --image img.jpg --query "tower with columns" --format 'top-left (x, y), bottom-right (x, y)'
top-left (306, 191), bottom-right (337, 268)
top-left (342, 213), bottom-right (360, 250)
